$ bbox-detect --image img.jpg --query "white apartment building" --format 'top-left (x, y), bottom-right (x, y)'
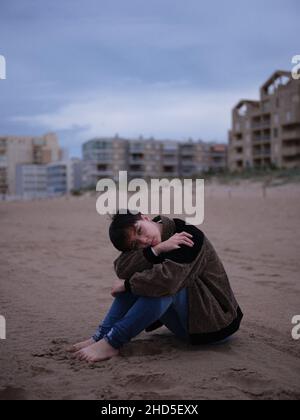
top-left (47, 159), bottom-right (83, 196)
top-left (16, 164), bottom-right (48, 198)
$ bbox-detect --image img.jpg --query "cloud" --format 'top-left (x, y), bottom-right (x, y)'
top-left (12, 81), bottom-right (257, 144)
top-left (2, 0), bottom-right (298, 156)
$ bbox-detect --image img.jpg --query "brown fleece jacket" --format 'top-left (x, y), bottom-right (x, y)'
top-left (113, 215), bottom-right (243, 344)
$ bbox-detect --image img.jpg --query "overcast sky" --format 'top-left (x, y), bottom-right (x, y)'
top-left (0, 0), bottom-right (299, 157)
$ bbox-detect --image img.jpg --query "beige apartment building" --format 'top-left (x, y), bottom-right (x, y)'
top-left (82, 136), bottom-right (129, 187)
top-left (82, 136), bottom-right (227, 188)
top-left (128, 137), bottom-right (163, 179)
top-left (179, 140), bottom-right (227, 176)
top-left (0, 133), bottom-right (61, 195)
top-left (229, 70), bottom-right (300, 172)
top-left (208, 143), bottom-right (228, 172)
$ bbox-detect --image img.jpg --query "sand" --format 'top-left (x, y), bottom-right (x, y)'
top-left (0, 181), bottom-right (300, 400)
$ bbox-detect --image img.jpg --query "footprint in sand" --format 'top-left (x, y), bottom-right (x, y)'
top-left (30, 365), bottom-right (54, 377)
top-left (226, 369), bottom-right (300, 399)
top-left (118, 372), bottom-right (174, 392)
top-left (120, 337), bottom-right (181, 359)
top-left (225, 369), bottom-right (274, 397)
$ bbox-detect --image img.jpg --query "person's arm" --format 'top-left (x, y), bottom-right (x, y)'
top-left (124, 258), bottom-right (193, 297)
top-left (113, 247), bottom-right (163, 280)
top-left (114, 229), bottom-right (196, 280)
top-left (124, 227), bottom-right (205, 298)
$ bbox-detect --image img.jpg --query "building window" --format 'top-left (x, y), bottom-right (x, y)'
top-left (273, 128), bottom-right (278, 138)
top-left (286, 111), bottom-right (292, 123)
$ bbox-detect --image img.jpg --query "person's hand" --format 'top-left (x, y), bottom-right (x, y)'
top-left (153, 232), bottom-right (194, 255)
top-left (111, 279), bottom-right (126, 297)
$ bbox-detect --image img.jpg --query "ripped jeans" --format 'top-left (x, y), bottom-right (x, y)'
top-left (92, 287), bottom-right (189, 350)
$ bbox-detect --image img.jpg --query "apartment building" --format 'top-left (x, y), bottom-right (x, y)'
top-left (15, 159), bottom-right (82, 198)
top-left (16, 164), bottom-right (48, 198)
top-left (178, 140), bottom-right (227, 176)
top-left (229, 70), bottom-right (300, 171)
top-left (47, 159), bottom-right (82, 195)
top-left (0, 138), bottom-right (8, 194)
top-left (161, 140), bottom-right (180, 177)
top-left (208, 143), bottom-right (228, 172)
top-left (71, 158), bottom-right (83, 191)
top-left (82, 136), bottom-right (128, 188)
top-left (82, 136), bottom-right (228, 187)
top-left (179, 140), bottom-right (199, 177)
top-left (128, 137), bottom-right (162, 179)
top-left (0, 133), bottom-right (61, 195)
top-left (47, 161), bottom-right (72, 195)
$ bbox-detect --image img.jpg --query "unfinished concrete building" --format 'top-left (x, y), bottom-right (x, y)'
top-left (228, 71), bottom-right (300, 171)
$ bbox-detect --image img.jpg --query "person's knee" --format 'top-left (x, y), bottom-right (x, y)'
top-left (140, 295), bottom-right (173, 308)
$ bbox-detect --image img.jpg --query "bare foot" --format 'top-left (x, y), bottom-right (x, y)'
top-left (67, 338), bottom-right (95, 353)
top-left (74, 339), bottom-right (119, 363)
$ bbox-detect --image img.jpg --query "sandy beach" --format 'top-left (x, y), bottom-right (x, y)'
top-left (0, 181), bottom-right (300, 400)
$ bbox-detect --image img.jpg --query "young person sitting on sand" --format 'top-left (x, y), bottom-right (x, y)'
top-left (69, 211), bottom-right (243, 363)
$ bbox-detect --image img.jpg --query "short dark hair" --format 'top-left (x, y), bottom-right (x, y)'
top-left (109, 209), bottom-right (142, 252)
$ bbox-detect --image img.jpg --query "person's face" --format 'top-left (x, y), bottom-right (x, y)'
top-left (127, 215), bottom-right (162, 250)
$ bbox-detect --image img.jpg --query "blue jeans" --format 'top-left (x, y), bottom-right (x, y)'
top-left (92, 288), bottom-right (189, 349)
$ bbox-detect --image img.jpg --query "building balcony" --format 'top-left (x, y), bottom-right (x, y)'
top-left (210, 152), bottom-right (226, 158)
top-left (252, 122), bottom-right (260, 129)
top-left (85, 157), bottom-right (113, 164)
top-left (181, 164), bottom-right (196, 171)
top-left (129, 158), bottom-right (144, 165)
top-left (129, 171), bottom-right (145, 177)
top-left (252, 136), bottom-right (271, 144)
top-left (180, 149), bottom-right (195, 157)
top-left (252, 122), bottom-right (271, 130)
top-left (129, 147), bottom-right (145, 154)
top-left (160, 172), bottom-right (179, 178)
top-left (282, 146), bottom-right (300, 157)
top-left (162, 159), bottom-right (179, 165)
top-left (282, 129), bottom-right (300, 140)
top-left (95, 170), bottom-right (114, 177)
top-left (253, 150), bottom-right (271, 158)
